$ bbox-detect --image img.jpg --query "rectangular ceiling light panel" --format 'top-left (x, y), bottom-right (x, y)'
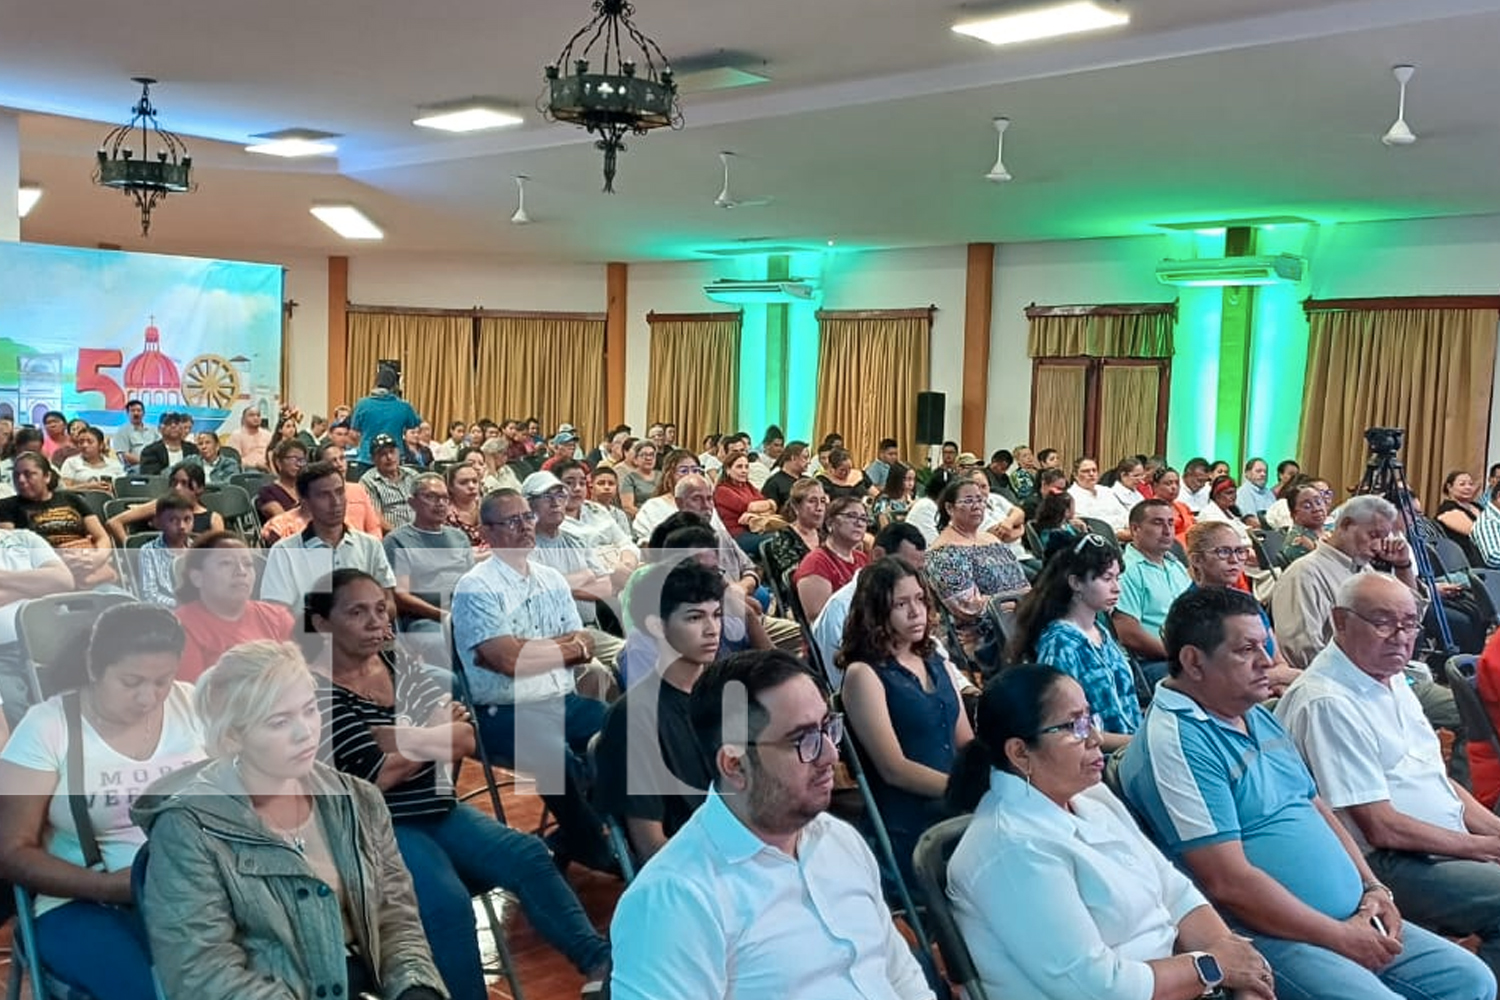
top-left (311, 205), bottom-right (384, 240)
top-left (953, 1), bottom-right (1129, 45)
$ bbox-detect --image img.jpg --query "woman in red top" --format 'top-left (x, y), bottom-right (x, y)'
top-left (793, 494), bottom-right (870, 620)
top-left (1149, 466), bottom-right (1196, 548)
top-left (714, 453), bottom-right (779, 558)
top-left (1469, 629), bottom-right (1500, 808)
top-left (172, 530), bottom-right (293, 682)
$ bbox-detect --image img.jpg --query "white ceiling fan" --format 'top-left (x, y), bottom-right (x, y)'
top-left (715, 152), bottom-right (774, 208)
top-left (510, 175), bottom-right (531, 225)
top-left (1381, 65), bottom-right (1417, 146)
top-left (985, 117), bottom-right (1013, 182)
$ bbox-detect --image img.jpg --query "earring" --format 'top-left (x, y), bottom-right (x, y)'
top-left (1023, 768), bottom-right (1033, 788)
top-left (232, 754), bottom-right (241, 771)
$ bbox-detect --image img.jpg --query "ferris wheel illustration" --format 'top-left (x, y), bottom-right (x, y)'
top-left (181, 354), bottom-right (241, 409)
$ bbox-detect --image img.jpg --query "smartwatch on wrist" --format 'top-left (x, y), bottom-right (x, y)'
top-left (1189, 952), bottom-right (1224, 995)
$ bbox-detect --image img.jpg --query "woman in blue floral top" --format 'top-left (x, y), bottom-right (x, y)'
top-left (1007, 534), bottom-right (1140, 750)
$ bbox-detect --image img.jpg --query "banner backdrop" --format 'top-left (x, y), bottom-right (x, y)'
top-left (0, 242), bottom-right (283, 436)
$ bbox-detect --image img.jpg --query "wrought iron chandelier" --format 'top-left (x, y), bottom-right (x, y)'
top-left (540, 0), bottom-right (683, 193)
top-left (93, 78), bottom-right (194, 236)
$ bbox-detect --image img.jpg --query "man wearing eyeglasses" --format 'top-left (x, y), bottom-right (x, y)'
top-left (1276, 573), bottom-right (1500, 981)
top-left (451, 487), bottom-right (616, 871)
top-left (1118, 586), bottom-right (1494, 1000)
top-left (609, 649), bottom-right (935, 1000)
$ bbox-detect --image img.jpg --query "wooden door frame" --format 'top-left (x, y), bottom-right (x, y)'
top-left (1029, 356), bottom-right (1171, 459)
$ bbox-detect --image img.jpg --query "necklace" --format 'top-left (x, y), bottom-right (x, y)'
top-left (262, 801), bottom-right (314, 854)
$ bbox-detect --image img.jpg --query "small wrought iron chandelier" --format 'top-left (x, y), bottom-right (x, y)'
top-left (93, 77), bottom-right (194, 236)
top-left (539, 0), bottom-right (683, 193)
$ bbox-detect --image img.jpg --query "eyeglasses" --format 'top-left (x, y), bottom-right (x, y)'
top-left (1205, 545), bottom-right (1253, 562)
top-left (749, 714), bottom-right (844, 763)
top-left (531, 489), bottom-right (567, 504)
top-left (1073, 533), bottom-right (1108, 553)
top-left (414, 493), bottom-right (451, 505)
top-left (953, 496), bottom-right (988, 509)
top-left (483, 511), bottom-right (539, 531)
top-left (1035, 713), bottom-right (1102, 742)
top-left (836, 512), bottom-right (871, 526)
top-left (1338, 606), bottom-right (1423, 639)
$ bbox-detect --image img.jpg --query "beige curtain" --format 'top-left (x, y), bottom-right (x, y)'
top-left (646, 315), bottom-right (741, 448)
top-left (1031, 363), bottom-right (1087, 467)
top-left (814, 313), bottom-right (931, 463)
top-left (346, 312), bottom-right (475, 435)
top-left (474, 316), bottom-right (605, 439)
top-left (1097, 364), bottom-right (1162, 466)
top-left (1298, 307), bottom-right (1498, 506)
top-left (1028, 310), bottom-right (1174, 359)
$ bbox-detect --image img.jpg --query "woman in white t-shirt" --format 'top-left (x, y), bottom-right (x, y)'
top-left (0, 604), bottom-right (205, 1000)
top-left (58, 425), bottom-right (124, 492)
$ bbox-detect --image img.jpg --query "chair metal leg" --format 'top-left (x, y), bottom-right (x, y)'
top-left (478, 890), bottom-right (526, 1000)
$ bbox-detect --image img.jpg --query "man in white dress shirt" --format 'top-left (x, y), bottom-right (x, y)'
top-left (610, 650), bottom-right (935, 1000)
top-left (1276, 572), bottom-right (1500, 979)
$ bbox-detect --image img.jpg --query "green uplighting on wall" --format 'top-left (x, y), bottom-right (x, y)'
top-left (1245, 223), bottom-right (1312, 465)
top-left (733, 250), bottom-right (825, 442)
top-left (1166, 230), bottom-right (1225, 463)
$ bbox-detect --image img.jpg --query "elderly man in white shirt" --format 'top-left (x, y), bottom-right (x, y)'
top-left (610, 649), bottom-right (934, 1000)
top-left (1068, 457), bottom-right (1130, 538)
top-left (1276, 572), bottom-right (1500, 979)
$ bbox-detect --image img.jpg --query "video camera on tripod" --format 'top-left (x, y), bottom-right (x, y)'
top-left (1355, 424), bottom-right (1455, 655)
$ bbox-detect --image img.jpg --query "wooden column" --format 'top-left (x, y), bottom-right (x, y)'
top-left (606, 262), bottom-right (627, 428)
top-left (962, 242), bottom-right (995, 451)
top-left (326, 255), bottom-right (349, 409)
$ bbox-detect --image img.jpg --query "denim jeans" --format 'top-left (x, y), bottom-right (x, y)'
top-left (472, 693), bottom-right (611, 866)
top-left (1369, 848), bottom-right (1500, 980)
top-left (34, 900), bottom-right (155, 1000)
top-left (394, 804), bottom-right (610, 1000)
top-left (1252, 921), bottom-right (1495, 1000)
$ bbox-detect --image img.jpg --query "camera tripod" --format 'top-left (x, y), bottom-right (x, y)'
top-left (1355, 446), bottom-right (1456, 657)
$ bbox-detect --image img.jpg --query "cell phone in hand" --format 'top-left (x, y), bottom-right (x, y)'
top-left (1371, 914), bottom-right (1389, 937)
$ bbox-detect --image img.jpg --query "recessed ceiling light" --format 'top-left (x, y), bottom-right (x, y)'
top-left (952, 1), bottom-right (1129, 46)
top-left (247, 138), bottom-right (338, 157)
top-left (17, 185), bottom-right (42, 218)
top-left (310, 205), bottom-right (383, 240)
top-left (412, 102), bottom-right (524, 133)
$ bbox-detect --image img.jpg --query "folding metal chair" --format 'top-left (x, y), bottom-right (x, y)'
top-left (912, 816), bottom-right (990, 1000)
top-left (9, 884), bottom-right (102, 1000)
top-left (112, 476), bottom-right (167, 500)
top-left (201, 483), bottom-right (261, 544)
top-left (585, 733), bottom-right (639, 884)
top-left (16, 592), bottom-right (138, 702)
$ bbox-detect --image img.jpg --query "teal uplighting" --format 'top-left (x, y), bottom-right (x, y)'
top-left (1245, 224), bottom-right (1312, 465)
top-left (1165, 230), bottom-right (1224, 463)
top-left (733, 250), bottom-right (824, 441)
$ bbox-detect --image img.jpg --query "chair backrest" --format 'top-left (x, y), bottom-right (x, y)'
top-left (1444, 655), bottom-right (1500, 769)
top-left (1024, 522), bottom-right (1044, 559)
top-left (113, 475), bottom-right (167, 499)
top-left (124, 530), bottom-right (162, 550)
top-left (1430, 534), bottom-right (1474, 576)
top-left (103, 496), bottom-right (152, 528)
top-left (759, 538), bottom-right (793, 610)
top-left (1257, 529), bottom-right (1286, 567)
top-left (64, 488), bottom-right (111, 522)
top-left (911, 815), bottom-right (989, 1000)
top-left (229, 471), bottom-right (272, 494)
top-left (1469, 569), bottom-right (1500, 628)
top-left (16, 591), bottom-right (139, 701)
top-left (345, 460), bottom-right (372, 483)
top-left (201, 483), bottom-right (260, 543)
top-left (585, 731), bottom-right (639, 884)
top-left (983, 596), bottom-right (1019, 679)
top-left (1081, 518), bottom-right (1121, 550)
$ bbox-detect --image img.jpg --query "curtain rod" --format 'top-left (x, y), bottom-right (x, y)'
top-left (645, 310), bottom-right (742, 323)
top-left (814, 306), bottom-right (936, 320)
top-left (347, 303), bottom-right (606, 321)
top-left (1025, 302), bottom-right (1178, 319)
top-left (1303, 294), bottom-right (1500, 314)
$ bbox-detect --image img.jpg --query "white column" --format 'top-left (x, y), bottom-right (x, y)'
top-left (0, 111), bottom-right (19, 241)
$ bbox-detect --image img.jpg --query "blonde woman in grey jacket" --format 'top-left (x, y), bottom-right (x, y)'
top-left (131, 640), bottom-right (447, 1000)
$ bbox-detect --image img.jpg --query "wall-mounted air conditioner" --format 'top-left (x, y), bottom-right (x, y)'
top-left (1155, 253), bottom-right (1306, 287)
top-left (702, 278), bottom-right (820, 304)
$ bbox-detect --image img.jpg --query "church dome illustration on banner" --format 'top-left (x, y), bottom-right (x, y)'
top-left (103, 318), bottom-right (237, 426)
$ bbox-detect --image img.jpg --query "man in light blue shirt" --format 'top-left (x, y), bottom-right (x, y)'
top-left (1240, 458), bottom-right (1278, 521)
top-left (112, 397), bottom-right (159, 472)
top-left (1118, 586), bottom-right (1494, 1000)
top-left (610, 650), bottom-right (934, 1000)
top-left (1113, 498), bottom-right (1190, 667)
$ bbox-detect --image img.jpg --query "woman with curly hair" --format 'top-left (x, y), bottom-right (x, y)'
top-left (838, 556), bottom-right (972, 886)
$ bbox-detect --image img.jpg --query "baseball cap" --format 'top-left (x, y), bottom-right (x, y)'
top-left (551, 430), bottom-right (579, 446)
top-left (521, 470), bottom-right (567, 498)
top-left (957, 452), bottom-right (981, 467)
top-left (370, 433), bottom-right (399, 453)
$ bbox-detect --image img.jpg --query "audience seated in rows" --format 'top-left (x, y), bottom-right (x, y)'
top-left (138, 413), bottom-right (198, 477)
top-left (226, 406), bottom-right (274, 472)
top-left (0, 605), bottom-right (204, 1000)
top-left (58, 426), bottom-right (123, 492)
top-left (260, 460), bottom-right (397, 610)
top-left (107, 461), bottom-right (224, 543)
top-left (871, 461), bottom-right (916, 530)
top-left (360, 432), bottom-right (420, 531)
top-left (255, 437), bottom-right (308, 524)
top-left (948, 664), bottom-right (1274, 1000)
top-left (817, 447), bottom-right (874, 502)
top-left (1184, 520), bottom-right (1301, 696)
top-left (1009, 534), bottom-right (1139, 752)
top-left (616, 440), bottom-right (660, 517)
top-left (1239, 457), bottom-right (1278, 519)
top-left (1068, 456), bottom-right (1130, 538)
top-left (760, 440), bottom-right (809, 511)
top-left (559, 462), bottom-right (639, 574)
top-left (812, 522), bottom-right (928, 681)
top-left (382, 472), bottom-right (474, 655)
top-left (1150, 465), bottom-right (1196, 545)
top-left (111, 399), bottom-right (158, 472)
top-left (838, 556), bottom-right (970, 888)
top-left (1119, 586), bottom-right (1495, 1000)
top-left (631, 449), bottom-right (706, 543)
top-left (305, 570), bottom-right (612, 999)
top-left (133, 491), bottom-right (196, 607)
top-left (609, 650), bottom-right (934, 1000)
top-left (174, 530), bottom-right (295, 682)
top-left (714, 452), bottom-right (779, 559)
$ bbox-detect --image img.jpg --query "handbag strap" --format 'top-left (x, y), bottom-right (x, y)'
top-left (63, 690), bottom-right (105, 870)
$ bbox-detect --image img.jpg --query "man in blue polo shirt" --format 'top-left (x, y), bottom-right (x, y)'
top-left (350, 363), bottom-right (421, 463)
top-left (1118, 586), bottom-right (1494, 1000)
top-left (1113, 498), bottom-right (1190, 678)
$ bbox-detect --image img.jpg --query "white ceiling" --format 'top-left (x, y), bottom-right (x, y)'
top-left (8, 0), bottom-right (1500, 261)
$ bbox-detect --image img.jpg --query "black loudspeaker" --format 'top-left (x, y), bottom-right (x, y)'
top-left (916, 392), bottom-right (945, 445)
